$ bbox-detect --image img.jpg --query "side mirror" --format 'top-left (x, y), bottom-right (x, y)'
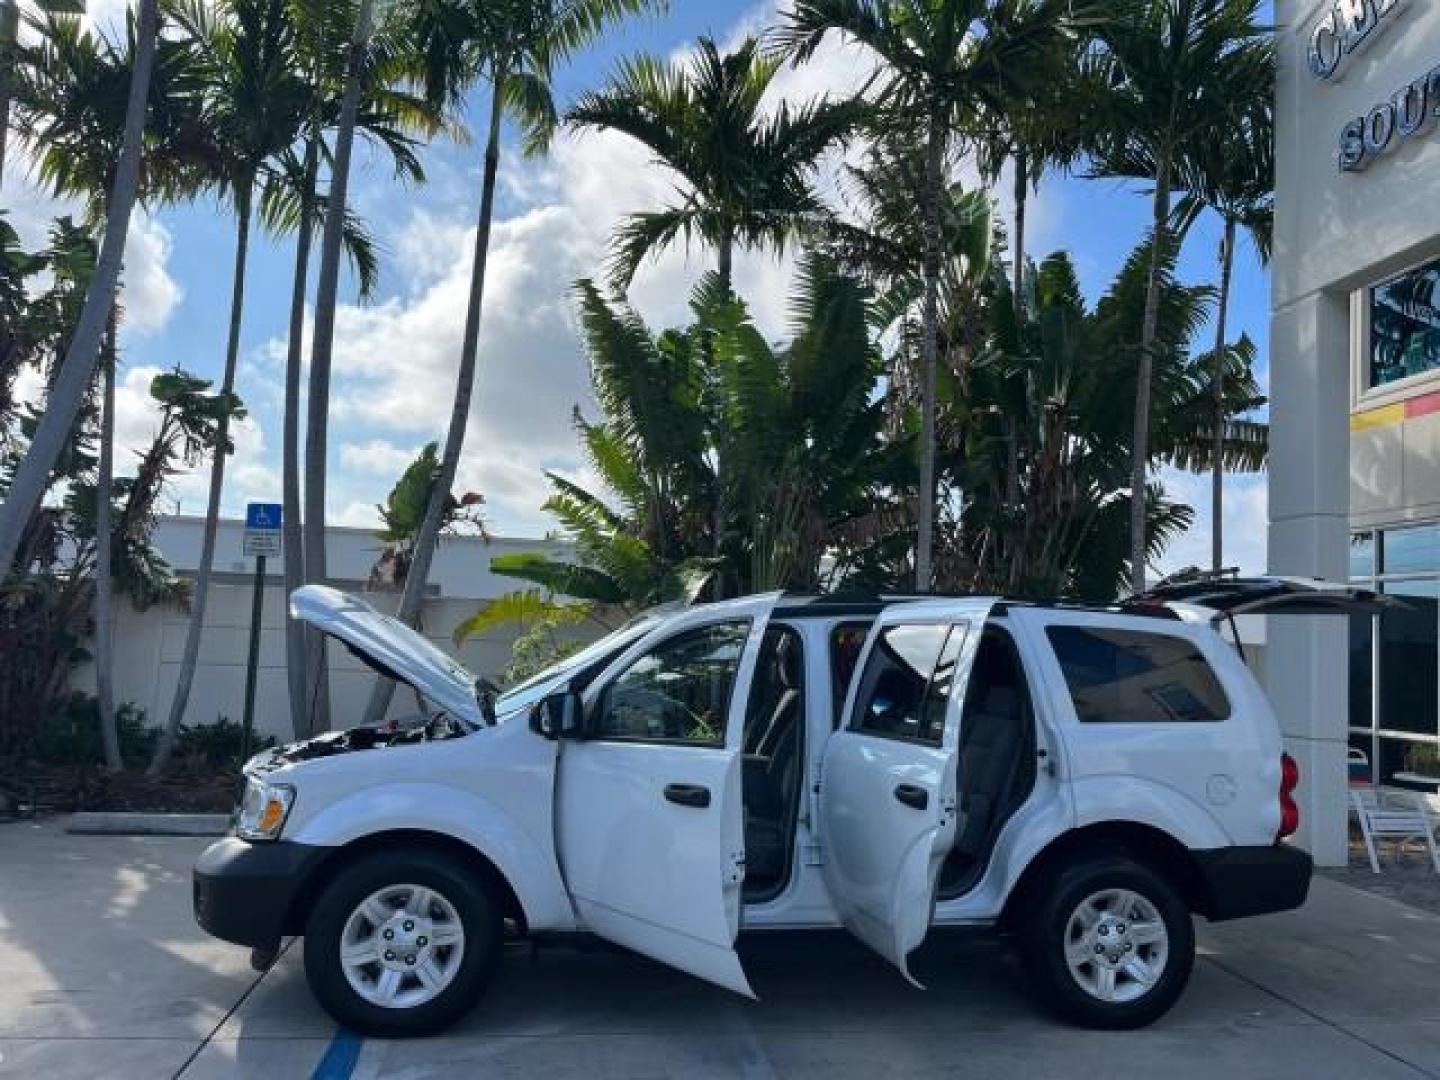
top-left (530, 689), bottom-right (584, 740)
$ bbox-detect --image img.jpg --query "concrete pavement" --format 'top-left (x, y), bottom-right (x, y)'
top-left (4, 819), bottom-right (1440, 1079)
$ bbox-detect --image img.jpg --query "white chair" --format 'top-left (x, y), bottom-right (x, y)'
top-left (1350, 787), bottom-right (1440, 874)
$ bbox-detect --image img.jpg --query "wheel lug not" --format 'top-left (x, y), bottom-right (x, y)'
top-left (384, 950), bottom-right (394, 961)
top-left (403, 920), bottom-right (415, 932)
top-left (417, 936), bottom-right (428, 947)
top-left (405, 955), bottom-right (416, 966)
top-left (383, 929), bottom-right (394, 940)
top-left (1094, 944), bottom-right (1104, 954)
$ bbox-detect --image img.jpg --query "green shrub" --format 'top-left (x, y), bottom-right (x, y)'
top-left (34, 696), bottom-right (274, 773)
top-left (172, 716), bottom-right (275, 774)
top-left (35, 693), bottom-right (155, 768)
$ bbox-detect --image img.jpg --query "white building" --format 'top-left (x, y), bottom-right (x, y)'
top-left (76, 516), bottom-right (578, 742)
top-left (1272, 0), bottom-right (1440, 863)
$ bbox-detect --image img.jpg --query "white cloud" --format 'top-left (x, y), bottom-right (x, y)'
top-left (340, 439), bottom-right (422, 476)
top-left (1154, 468), bottom-right (1269, 578)
top-left (120, 215), bottom-right (183, 332)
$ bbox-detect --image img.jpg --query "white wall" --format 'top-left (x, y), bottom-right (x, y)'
top-left (1271, 0), bottom-right (1440, 864)
top-left (71, 518), bottom-right (596, 741)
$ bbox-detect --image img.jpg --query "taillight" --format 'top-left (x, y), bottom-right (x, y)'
top-left (1277, 752), bottom-right (1300, 841)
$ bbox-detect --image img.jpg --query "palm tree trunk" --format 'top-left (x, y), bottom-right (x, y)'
top-left (1128, 146), bottom-right (1173, 596)
top-left (711, 225), bottom-right (734, 588)
top-left (0, 0), bottom-right (19, 190)
top-left (95, 306), bottom-right (122, 773)
top-left (282, 134), bottom-right (318, 740)
top-left (0, 0), bottom-right (158, 575)
top-left (361, 81), bottom-right (504, 728)
top-left (1012, 148), bottom-right (1027, 325)
top-left (148, 187), bottom-right (252, 776)
top-left (303, 0), bottom-right (374, 736)
top-left (1210, 216), bottom-right (1236, 572)
top-left (915, 108), bottom-right (945, 593)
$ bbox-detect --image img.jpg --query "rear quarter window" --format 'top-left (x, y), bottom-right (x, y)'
top-left (1045, 625), bottom-right (1230, 724)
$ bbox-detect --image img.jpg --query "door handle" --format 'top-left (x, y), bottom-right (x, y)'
top-left (664, 783), bottom-right (712, 808)
top-left (893, 783), bottom-right (929, 810)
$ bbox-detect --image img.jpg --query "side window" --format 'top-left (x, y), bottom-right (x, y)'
top-left (1045, 625), bottom-right (1230, 724)
top-left (851, 623), bottom-right (958, 744)
top-left (829, 621), bottom-right (872, 727)
top-left (595, 620), bottom-right (751, 744)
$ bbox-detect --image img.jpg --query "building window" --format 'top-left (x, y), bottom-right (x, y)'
top-left (1369, 256), bottom-right (1440, 389)
top-left (1349, 524), bottom-right (1440, 786)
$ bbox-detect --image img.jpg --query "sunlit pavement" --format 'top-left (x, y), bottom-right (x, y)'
top-left (5, 819), bottom-right (1440, 1080)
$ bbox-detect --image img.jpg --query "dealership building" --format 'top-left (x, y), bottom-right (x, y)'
top-left (1272, 0), bottom-right (1440, 863)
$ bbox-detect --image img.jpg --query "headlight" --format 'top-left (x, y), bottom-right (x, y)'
top-left (236, 777), bottom-right (296, 841)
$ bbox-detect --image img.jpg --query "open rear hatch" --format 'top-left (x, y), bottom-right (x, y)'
top-left (1128, 575), bottom-right (1398, 621)
top-left (289, 584), bottom-right (484, 728)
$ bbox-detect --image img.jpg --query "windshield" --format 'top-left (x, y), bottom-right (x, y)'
top-left (495, 614), bottom-right (662, 717)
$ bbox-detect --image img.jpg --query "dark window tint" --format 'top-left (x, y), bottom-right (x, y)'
top-left (829, 621), bottom-right (872, 727)
top-left (596, 620), bottom-right (750, 744)
top-left (1370, 256), bottom-right (1440, 388)
top-left (1046, 626), bottom-right (1229, 724)
top-left (852, 623), bottom-right (956, 744)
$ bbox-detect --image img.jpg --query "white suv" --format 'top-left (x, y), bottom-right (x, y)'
top-left (194, 580), bottom-right (1380, 1035)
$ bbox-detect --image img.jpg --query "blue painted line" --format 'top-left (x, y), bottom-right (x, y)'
top-left (311, 1028), bottom-right (364, 1080)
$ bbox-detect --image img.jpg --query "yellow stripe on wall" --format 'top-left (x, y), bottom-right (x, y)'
top-left (1351, 404), bottom-right (1406, 432)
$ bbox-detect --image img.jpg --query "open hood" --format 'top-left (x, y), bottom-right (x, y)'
top-left (289, 585), bottom-right (483, 728)
top-left (1129, 576), bottom-right (1399, 620)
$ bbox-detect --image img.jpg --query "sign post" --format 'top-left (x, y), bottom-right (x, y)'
top-left (240, 503), bottom-right (282, 772)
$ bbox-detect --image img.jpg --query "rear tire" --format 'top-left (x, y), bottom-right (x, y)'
top-left (1017, 854), bottom-right (1194, 1029)
top-left (303, 848), bottom-right (501, 1036)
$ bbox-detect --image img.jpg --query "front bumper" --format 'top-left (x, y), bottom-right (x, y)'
top-left (193, 837), bottom-right (327, 950)
top-left (1193, 844), bottom-right (1313, 921)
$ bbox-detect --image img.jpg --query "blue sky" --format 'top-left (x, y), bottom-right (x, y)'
top-left (5, 0), bottom-right (1275, 575)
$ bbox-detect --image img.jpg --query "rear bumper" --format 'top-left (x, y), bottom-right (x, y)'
top-left (1193, 844), bottom-right (1313, 921)
top-left (193, 837), bottom-right (327, 950)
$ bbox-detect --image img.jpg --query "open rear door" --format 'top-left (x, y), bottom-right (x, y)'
top-left (1130, 576), bottom-right (1397, 619)
top-left (555, 596), bottom-right (777, 997)
top-left (820, 599), bottom-right (995, 984)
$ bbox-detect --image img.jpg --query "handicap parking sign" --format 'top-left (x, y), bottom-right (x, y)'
top-left (243, 502), bottom-right (282, 557)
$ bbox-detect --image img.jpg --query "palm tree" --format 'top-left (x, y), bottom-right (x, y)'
top-left (567, 34), bottom-right (857, 291)
top-left (0, 0), bottom-right (160, 578)
top-left (272, 0), bottom-right (427, 736)
top-left (9, 4), bottom-right (204, 769)
top-left (357, 0), bottom-right (656, 728)
top-left (149, 0), bottom-right (314, 774)
top-left (1171, 95), bottom-right (1272, 571)
top-left (971, 2), bottom-right (1097, 325)
top-left (779, 0), bottom-right (1082, 591)
top-left (300, 0), bottom-right (375, 736)
top-left (1084, 0), bottom-right (1270, 592)
top-left (957, 239), bottom-right (1265, 598)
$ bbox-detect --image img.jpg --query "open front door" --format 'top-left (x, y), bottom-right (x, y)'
top-left (555, 597), bottom-right (776, 997)
top-left (820, 599), bottom-right (995, 984)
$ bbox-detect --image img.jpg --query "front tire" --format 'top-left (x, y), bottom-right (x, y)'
top-left (303, 848), bottom-right (501, 1036)
top-left (1017, 855), bottom-right (1194, 1029)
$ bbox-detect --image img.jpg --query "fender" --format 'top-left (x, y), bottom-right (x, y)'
top-left (1068, 774), bottom-right (1232, 851)
top-left (287, 781), bottom-right (576, 932)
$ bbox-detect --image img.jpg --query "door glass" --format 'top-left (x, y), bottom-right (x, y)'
top-left (851, 623), bottom-right (952, 743)
top-left (1382, 525), bottom-right (1440, 576)
top-left (596, 620), bottom-right (751, 745)
top-left (829, 621), bottom-right (872, 727)
top-left (1378, 581), bottom-right (1438, 749)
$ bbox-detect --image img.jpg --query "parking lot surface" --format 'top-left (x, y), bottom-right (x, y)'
top-left (5, 819), bottom-right (1440, 1079)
